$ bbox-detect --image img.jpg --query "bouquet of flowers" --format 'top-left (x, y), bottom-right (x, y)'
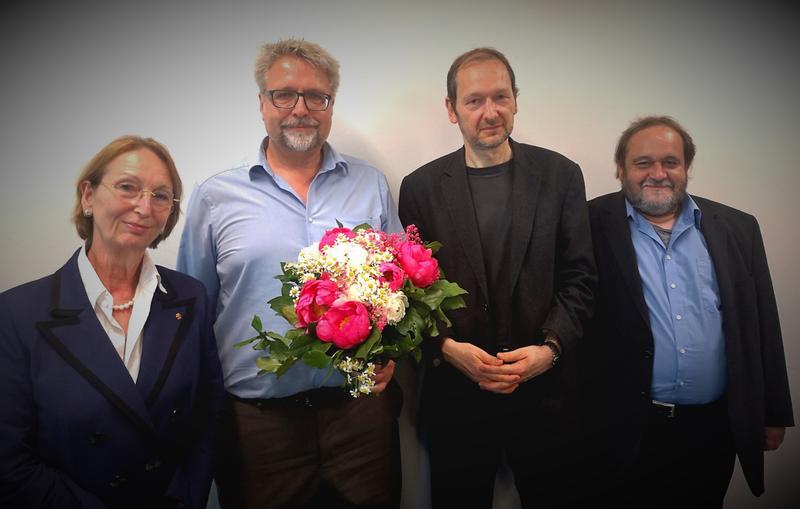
top-left (237, 223), bottom-right (466, 397)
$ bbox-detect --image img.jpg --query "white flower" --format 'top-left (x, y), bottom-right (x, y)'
top-left (326, 242), bottom-right (369, 270)
top-left (298, 244), bottom-right (322, 264)
top-left (384, 292), bottom-right (408, 324)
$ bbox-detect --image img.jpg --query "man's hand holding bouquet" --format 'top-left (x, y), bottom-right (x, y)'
top-left (237, 223), bottom-right (466, 397)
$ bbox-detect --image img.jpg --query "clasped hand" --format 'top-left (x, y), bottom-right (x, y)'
top-left (441, 338), bottom-right (554, 394)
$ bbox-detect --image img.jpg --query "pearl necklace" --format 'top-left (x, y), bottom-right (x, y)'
top-left (112, 298), bottom-right (135, 311)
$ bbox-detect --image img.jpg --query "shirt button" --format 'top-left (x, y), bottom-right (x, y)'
top-left (679, 348), bottom-right (686, 354)
top-left (670, 283), bottom-right (677, 289)
top-left (675, 314), bottom-right (682, 320)
top-left (665, 254), bottom-right (672, 260)
top-left (308, 217), bottom-right (314, 223)
top-left (679, 381), bottom-right (685, 386)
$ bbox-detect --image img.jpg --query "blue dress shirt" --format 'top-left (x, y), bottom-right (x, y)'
top-left (626, 195), bottom-right (726, 404)
top-left (177, 138), bottom-right (403, 399)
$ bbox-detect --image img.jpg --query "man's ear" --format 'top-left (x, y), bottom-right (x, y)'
top-left (445, 97), bottom-right (458, 125)
top-left (615, 165), bottom-right (624, 180)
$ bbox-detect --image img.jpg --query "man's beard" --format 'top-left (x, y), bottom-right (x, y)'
top-left (623, 176), bottom-right (686, 217)
top-left (277, 118), bottom-right (321, 152)
top-left (471, 122), bottom-right (511, 151)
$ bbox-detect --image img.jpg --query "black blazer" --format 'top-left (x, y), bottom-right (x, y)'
top-left (0, 250), bottom-right (225, 509)
top-left (585, 191), bottom-right (794, 495)
top-left (399, 139), bottom-right (596, 421)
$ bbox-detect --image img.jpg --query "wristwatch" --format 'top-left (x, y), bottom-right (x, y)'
top-left (543, 339), bottom-right (561, 367)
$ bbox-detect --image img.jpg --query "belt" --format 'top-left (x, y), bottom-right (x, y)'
top-left (650, 398), bottom-right (725, 419)
top-left (231, 387), bottom-right (349, 409)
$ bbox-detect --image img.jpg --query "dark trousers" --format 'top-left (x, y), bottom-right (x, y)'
top-left (215, 383), bottom-right (402, 509)
top-left (624, 398), bottom-right (736, 509)
top-left (426, 392), bottom-right (578, 509)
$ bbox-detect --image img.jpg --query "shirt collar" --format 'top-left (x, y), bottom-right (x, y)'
top-left (625, 193), bottom-right (702, 230)
top-left (250, 136), bottom-right (349, 179)
top-left (78, 245), bottom-right (166, 308)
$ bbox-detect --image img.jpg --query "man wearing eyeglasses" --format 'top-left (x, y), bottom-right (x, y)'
top-left (177, 39), bottom-right (403, 509)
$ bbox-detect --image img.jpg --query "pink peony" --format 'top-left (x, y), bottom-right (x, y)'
top-left (319, 227), bottom-right (356, 250)
top-left (315, 300), bottom-right (372, 349)
top-left (397, 242), bottom-right (439, 288)
top-left (295, 279), bottom-right (341, 328)
top-left (378, 262), bottom-right (406, 291)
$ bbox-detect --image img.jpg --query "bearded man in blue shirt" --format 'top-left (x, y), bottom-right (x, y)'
top-left (582, 116), bottom-right (793, 508)
top-left (177, 38), bottom-right (403, 509)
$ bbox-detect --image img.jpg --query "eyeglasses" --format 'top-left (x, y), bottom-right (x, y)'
top-left (262, 89), bottom-right (332, 111)
top-left (101, 181), bottom-right (178, 211)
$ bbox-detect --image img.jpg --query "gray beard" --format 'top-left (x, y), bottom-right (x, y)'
top-left (625, 185), bottom-right (686, 217)
top-left (472, 126), bottom-right (511, 151)
top-left (277, 129), bottom-right (319, 152)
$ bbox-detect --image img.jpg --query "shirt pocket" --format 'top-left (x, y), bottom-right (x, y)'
top-left (696, 258), bottom-right (721, 313)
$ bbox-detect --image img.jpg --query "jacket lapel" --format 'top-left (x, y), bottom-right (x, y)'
top-left (602, 192), bottom-right (651, 326)
top-left (35, 251), bottom-right (156, 437)
top-left (506, 140), bottom-right (540, 293)
top-left (441, 147), bottom-right (490, 303)
top-left (696, 202), bottom-right (734, 317)
top-left (136, 270), bottom-right (196, 408)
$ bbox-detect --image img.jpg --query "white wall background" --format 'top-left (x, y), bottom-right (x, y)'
top-left (1, 1), bottom-right (797, 507)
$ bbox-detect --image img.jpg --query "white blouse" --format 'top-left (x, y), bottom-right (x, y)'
top-left (77, 246), bottom-right (166, 382)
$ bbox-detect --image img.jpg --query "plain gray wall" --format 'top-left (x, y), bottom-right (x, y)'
top-left (1, 1), bottom-right (797, 507)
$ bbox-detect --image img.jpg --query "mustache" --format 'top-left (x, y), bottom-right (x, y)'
top-left (281, 118), bottom-right (320, 128)
top-left (641, 178), bottom-right (674, 188)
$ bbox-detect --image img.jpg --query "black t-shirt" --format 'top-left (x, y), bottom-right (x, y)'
top-left (466, 160), bottom-right (513, 328)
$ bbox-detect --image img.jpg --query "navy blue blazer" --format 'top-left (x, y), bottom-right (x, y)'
top-left (0, 249), bottom-right (225, 508)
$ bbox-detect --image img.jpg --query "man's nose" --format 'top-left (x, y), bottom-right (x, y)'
top-left (292, 95), bottom-right (310, 115)
top-left (649, 162), bottom-right (668, 179)
top-left (483, 99), bottom-right (499, 118)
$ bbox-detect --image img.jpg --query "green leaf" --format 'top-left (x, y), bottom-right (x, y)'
top-left (424, 240), bottom-right (443, 254)
top-left (354, 326), bottom-right (382, 359)
top-left (382, 344), bottom-right (401, 356)
top-left (234, 335), bottom-right (259, 348)
top-left (310, 341), bottom-right (333, 353)
top-left (268, 294), bottom-right (296, 323)
top-left (435, 280), bottom-right (468, 298)
top-left (251, 315), bottom-right (263, 332)
top-left (278, 305), bottom-right (297, 325)
top-left (268, 339), bottom-right (290, 360)
top-left (435, 307), bottom-right (453, 329)
top-left (275, 357), bottom-right (298, 377)
top-left (395, 306), bottom-right (425, 340)
top-left (352, 222), bottom-right (372, 232)
top-left (302, 349), bottom-right (332, 369)
top-left (288, 333), bottom-right (316, 355)
top-left (255, 356), bottom-right (282, 373)
top-left (336, 219), bottom-right (344, 228)
top-left (441, 295), bottom-right (466, 311)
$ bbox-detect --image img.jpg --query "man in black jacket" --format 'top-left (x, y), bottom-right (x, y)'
top-left (583, 115), bottom-right (793, 508)
top-left (399, 47), bottom-right (595, 508)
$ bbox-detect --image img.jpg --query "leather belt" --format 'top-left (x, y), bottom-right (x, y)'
top-left (231, 387), bottom-right (349, 409)
top-left (650, 398), bottom-right (725, 419)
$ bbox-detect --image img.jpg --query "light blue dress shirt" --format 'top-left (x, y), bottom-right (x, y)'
top-left (626, 195), bottom-right (726, 404)
top-left (177, 138), bottom-right (402, 399)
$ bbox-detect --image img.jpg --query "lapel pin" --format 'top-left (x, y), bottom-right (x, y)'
top-left (175, 312), bottom-right (183, 320)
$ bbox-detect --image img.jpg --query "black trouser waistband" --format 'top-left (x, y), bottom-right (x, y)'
top-left (230, 387), bottom-right (349, 409)
top-left (650, 397), bottom-right (726, 419)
